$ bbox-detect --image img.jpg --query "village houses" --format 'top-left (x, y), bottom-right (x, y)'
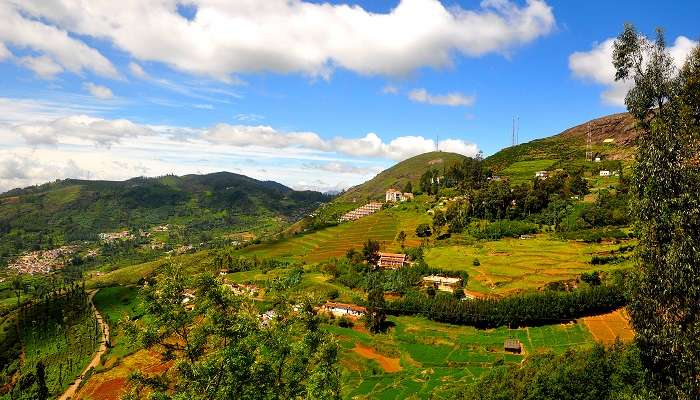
top-left (422, 275), bottom-right (462, 293)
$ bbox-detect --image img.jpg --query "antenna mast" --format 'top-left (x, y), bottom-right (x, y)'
top-left (586, 122), bottom-right (592, 161)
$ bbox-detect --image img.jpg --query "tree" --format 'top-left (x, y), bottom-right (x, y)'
top-left (403, 181), bottom-right (413, 194)
top-left (364, 276), bottom-right (386, 334)
top-left (35, 361), bottom-right (48, 400)
top-left (396, 231), bottom-right (407, 249)
top-left (11, 274), bottom-right (23, 308)
top-left (122, 267), bottom-right (342, 400)
top-left (415, 223), bottom-right (432, 238)
top-left (614, 24), bottom-right (700, 398)
top-left (432, 209), bottom-right (447, 237)
top-left (362, 239), bottom-right (381, 267)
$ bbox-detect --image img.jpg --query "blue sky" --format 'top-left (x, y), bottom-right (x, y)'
top-left (0, 0), bottom-right (698, 193)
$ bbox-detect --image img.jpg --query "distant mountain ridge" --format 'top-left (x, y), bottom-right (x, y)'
top-left (0, 172), bottom-right (329, 267)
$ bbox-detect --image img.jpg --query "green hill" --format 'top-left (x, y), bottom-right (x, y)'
top-left (485, 112), bottom-right (640, 176)
top-left (335, 151), bottom-right (468, 202)
top-left (0, 172), bottom-right (329, 267)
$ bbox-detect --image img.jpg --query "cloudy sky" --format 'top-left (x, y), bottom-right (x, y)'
top-left (0, 0), bottom-right (698, 193)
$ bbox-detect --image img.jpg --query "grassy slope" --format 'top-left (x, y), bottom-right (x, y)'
top-left (335, 152), bottom-right (467, 202)
top-left (486, 112), bottom-right (639, 176)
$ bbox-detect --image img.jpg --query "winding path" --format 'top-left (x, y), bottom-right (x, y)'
top-left (59, 289), bottom-right (110, 400)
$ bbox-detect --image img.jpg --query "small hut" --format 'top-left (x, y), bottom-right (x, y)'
top-left (504, 338), bottom-right (522, 354)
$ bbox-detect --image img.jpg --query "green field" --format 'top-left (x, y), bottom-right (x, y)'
top-left (425, 235), bottom-right (632, 295)
top-left (499, 159), bottom-right (558, 185)
top-left (93, 286), bottom-right (144, 360)
top-left (331, 315), bottom-right (595, 399)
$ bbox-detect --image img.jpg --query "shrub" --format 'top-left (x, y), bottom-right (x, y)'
top-left (415, 223), bottom-right (432, 237)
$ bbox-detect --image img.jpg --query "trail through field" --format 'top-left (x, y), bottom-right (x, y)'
top-left (353, 343), bottom-right (402, 373)
top-left (59, 289), bottom-right (110, 400)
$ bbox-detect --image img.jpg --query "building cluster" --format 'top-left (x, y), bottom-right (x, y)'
top-left (421, 275), bottom-right (462, 293)
top-left (98, 230), bottom-right (133, 242)
top-left (385, 188), bottom-right (414, 202)
top-left (534, 170), bottom-right (549, 179)
top-left (8, 245), bottom-right (77, 275)
top-left (377, 252), bottom-right (408, 269)
top-left (339, 202), bottom-right (382, 222)
top-left (322, 302), bottom-right (367, 318)
top-left (224, 282), bottom-right (259, 297)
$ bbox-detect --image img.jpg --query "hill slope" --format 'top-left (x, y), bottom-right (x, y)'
top-left (0, 172), bottom-right (328, 266)
top-left (335, 151), bottom-right (468, 202)
top-left (486, 112), bottom-right (640, 173)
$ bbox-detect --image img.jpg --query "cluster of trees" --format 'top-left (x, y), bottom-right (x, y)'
top-left (387, 284), bottom-right (625, 328)
top-left (212, 252), bottom-right (289, 273)
top-left (1, 278), bottom-right (96, 399)
top-left (121, 263), bottom-right (341, 400)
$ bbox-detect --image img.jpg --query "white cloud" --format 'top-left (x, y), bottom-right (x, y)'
top-left (19, 55), bottom-right (64, 79)
top-left (10, 0), bottom-right (555, 79)
top-left (0, 2), bottom-right (119, 79)
top-left (193, 104), bottom-right (214, 110)
top-left (0, 154), bottom-right (89, 192)
top-left (304, 162), bottom-right (379, 175)
top-left (83, 82), bottom-right (114, 99)
top-left (0, 42), bottom-right (11, 60)
top-left (409, 88), bottom-right (476, 107)
top-left (569, 36), bottom-right (698, 106)
top-left (382, 85), bottom-right (399, 95)
top-left (128, 62), bottom-right (148, 78)
top-left (14, 115), bottom-right (156, 147)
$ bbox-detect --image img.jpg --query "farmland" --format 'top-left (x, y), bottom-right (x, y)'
top-left (424, 236), bottom-right (633, 295)
top-left (331, 315), bottom-right (597, 399)
top-left (498, 159), bottom-right (558, 185)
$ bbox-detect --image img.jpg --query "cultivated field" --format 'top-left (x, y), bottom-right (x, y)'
top-left (331, 315), bottom-right (596, 399)
top-left (582, 309), bottom-right (634, 345)
top-left (499, 159), bottom-right (557, 185)
top-left (424, 236), bottom-right (632, 295)
top-left (239, 206), bottom-right (430, 262)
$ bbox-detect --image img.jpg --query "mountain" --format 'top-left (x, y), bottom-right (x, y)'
top-left (335, 151), bottom-right (468, 202)
top-left (485, 112), bottom-right (640, 173)
top-left (0, 172), bottom-right (329, 267)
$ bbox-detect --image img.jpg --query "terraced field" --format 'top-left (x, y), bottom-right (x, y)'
top-left (425, 236), bottom-right (633, 295)
top-left (239, 206), bottom-right (429, 263)
top-left (331, 315), bottom-right (595, 399)
top-left (498, 159), bottom-right (558, 185)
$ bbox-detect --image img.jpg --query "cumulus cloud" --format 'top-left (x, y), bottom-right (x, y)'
top-left (9, 0), bottom-right (555, 79)
top-left (19, 55), bottom-right (64, 79)
top-left (0, 154), bottom-right (89, 192)
top-left (409, 88), bottom-right (476, 107)
top-left (569, 36), bottom-right (698, 106)
top-left (0, 2), bottom-right (118, 78)
top-left (83, 82), bottom-right (114, 99)
top-left (14, 115), bottom-right (156, 147)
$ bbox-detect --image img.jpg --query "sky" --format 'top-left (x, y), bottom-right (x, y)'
top-left (0, 0), bottom-right (698, 193)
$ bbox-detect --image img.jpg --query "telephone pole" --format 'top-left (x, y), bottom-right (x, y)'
top-left (586, 122), bottom-right (592, 161)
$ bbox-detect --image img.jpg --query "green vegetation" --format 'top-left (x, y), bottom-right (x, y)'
top-left (0, 172), bottom-right (328, 269)
top-left (335, 151), bottom-right (467, 202)
top-left (332, 315), bottom-right (597, 399)
top-left (499, 159), bottom-right (558, 185)
top-left (616, 25), bottom-right (700, 397)
top-left (93, 286), bottom-right (143, 359)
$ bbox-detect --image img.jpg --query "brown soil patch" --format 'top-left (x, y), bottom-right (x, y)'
top-left (90, 377), bottom-right (126, 400)
top-left (582, 309), bottom-right (634, 345)
top-left (353, 343), bottom-right (402, 373)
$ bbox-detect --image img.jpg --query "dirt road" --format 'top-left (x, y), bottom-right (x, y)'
top-left (59, 289), bottom-right (110, 400)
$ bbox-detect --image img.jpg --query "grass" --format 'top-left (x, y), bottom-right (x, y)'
top-left (424, 235), bottom-right (633, 295)
top-left (93, 286), bottom-right (144, 360)
top-left (499, 159), bottom-right (558, 185)
top-left (330, 315), bottom-right (596, 399)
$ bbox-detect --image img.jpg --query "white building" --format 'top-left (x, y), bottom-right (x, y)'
top-left (599, 170), bottom-right (611, 177)
top-left (323, 302), bottom-right (367, 318)
top-left (422, 275), bottom-right (462, 293)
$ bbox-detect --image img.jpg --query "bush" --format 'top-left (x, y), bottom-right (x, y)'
top-left (472, 258), bottom-right (480, 266)
top-left (415, 223), bottom-right (432, 237)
